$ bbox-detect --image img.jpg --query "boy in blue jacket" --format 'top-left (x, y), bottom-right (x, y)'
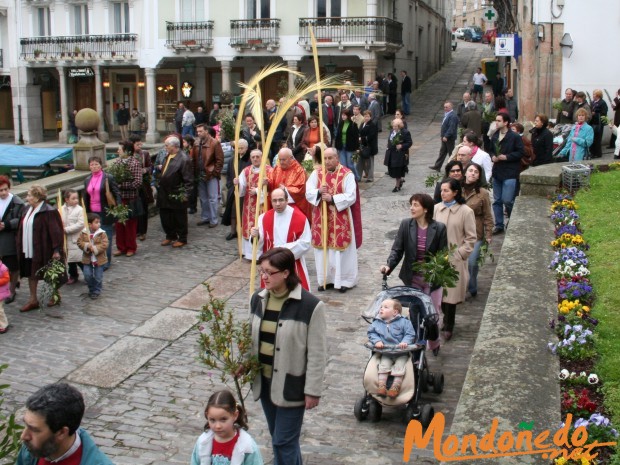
top-left (367, 298), bottom-right (415, 398)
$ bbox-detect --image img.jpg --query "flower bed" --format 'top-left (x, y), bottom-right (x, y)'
top-left (547, 194), bottom-right (618, 464)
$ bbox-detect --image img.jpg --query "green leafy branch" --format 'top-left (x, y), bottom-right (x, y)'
top-left (424, 171), bottom-right (443, 188)
top-left (168, 185), bottom-right (187, 203)
top-left (37, 259), bottom-right (66, 305)
top-left (105, 160), bottom-right (133, 183)
top-left (197, 283), bottom-right (261, 412)
top-left (105, 204), bottom-right (131, 225)
top-left (412, 245), bottom-right (460, 297)
top-left (476, 239), bottom-right (495, 268)
top-left (0, 365), bottom-right (23, 462)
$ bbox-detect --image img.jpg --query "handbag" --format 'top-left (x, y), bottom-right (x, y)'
top-left (105, 177), bottom-right (117, 207)
top-left (360, 145), bottom-right (372, 159)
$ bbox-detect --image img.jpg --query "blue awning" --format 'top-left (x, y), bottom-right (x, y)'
top-left (0, 145), bottom-right (73, 167)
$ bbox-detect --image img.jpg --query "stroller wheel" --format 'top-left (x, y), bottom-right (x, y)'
top-left (419, 369), bottom-right (429, 393)
top-left (420, 404), bottom-right (435, 428)
top-left (368, 399), bottom-right (382, 422)
top-left (353, 396), bottom-right (369, 421)
top-left (403, 402), bottom-right (420, 424)
top-left (432, 373), bottom-right (444, 394)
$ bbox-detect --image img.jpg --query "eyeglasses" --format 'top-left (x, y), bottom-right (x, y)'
top-left (258, 269), bottom-right (283, 277)
top-left (450, 169), bottom-right (462, 173)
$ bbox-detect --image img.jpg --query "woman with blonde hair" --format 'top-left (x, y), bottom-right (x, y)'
top-left (559, 108), bottom-right (594, 162)
top-left (17, 185), bottom-right (66, 311)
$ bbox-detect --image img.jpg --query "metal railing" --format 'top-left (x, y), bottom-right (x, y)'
top-left (298, 17), bottom-right (403, 47)
top-left (166, 21), bottom-right (214, 49)
top-left (229, 18), bottom-right (280, 49)
top-left (0, 49), bottom-right (3, 68)
top-left (20, 34), bottom-right (138, 61)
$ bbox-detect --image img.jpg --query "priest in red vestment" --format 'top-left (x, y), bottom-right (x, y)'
top-left (268, 147), bottom-right (312, 220)
top-left (251, 188), bottom-right (312, 290)
top-left (235, 149), bottom-right (272, 260)
top-left (306, 147), bottom-right (359, 293)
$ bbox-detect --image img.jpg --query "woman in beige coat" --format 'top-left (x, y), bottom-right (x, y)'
top-left (61, 189), bottom-right (85, 284)
top-left (433, 178), bottom-right (477, 340)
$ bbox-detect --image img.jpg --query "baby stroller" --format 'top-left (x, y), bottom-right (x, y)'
top-left (353, 277), bottom-right (444, 427)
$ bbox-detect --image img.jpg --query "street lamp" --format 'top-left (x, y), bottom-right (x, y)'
top-left (324, 59), bottom-right (337, 74)
top-left (559, 33), bottom-right (573, 58)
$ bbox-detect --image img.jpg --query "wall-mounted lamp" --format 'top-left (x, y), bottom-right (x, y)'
top-left (138, 81), bottom-right (145, 88)
top-left (324, 59), bottom-right (337, 74)
top-left (559, 33), bottom-right (573, 58)
top-left (102, 81), bottom-right (110, 88)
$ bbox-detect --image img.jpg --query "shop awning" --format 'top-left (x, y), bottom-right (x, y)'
top-left (0, 146), bottom-right (73, 167)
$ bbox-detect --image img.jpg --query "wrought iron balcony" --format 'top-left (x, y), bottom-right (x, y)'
top-left (229, 19), bottom-right (280, 51)
top-left (298, 17), bottom-right (403, 51)
top-left (166, 21), bottom-right (214, 50)
top-left (20, 34), bottom-right (138, 62)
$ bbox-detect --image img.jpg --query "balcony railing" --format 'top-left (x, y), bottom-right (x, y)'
top-left (0, 49), bottom-right (3, 68)
top-left (20, 34), bottom-right (138, 61)
top-left (298, 17), bottom-right (403, 49)
top-left (229, 19), bottom-right (280, 50)
top-left (166, 21), bottom-right (214, 50)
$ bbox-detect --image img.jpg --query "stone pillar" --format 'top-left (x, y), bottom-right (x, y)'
top-left (11, 66), bottom-right (43, 144)
top-left (57, 66), bottom-right (69, 143)
top-left (287, 60), bottom-right (298, 92)
top-left (94, 65), bottom-right (109, 142)
top-left (220, 60), bottom-right (232, 92)
top-left (363, 58), bottom-right (377, 86)
top-left (145, 68), bottom-right (160, 144)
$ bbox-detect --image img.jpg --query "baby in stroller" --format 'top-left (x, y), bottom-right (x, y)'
top-left (367, 299), bottom-right (416, 398)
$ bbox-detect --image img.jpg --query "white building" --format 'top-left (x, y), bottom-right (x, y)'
top-left (2, 0), bottom-right (452, 145)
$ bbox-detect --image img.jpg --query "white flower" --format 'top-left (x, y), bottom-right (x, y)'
top-left (559, 369), bottom-right (570, 380)
top-left (588, 374), bottom-right (599, 385)
top-left (569, 372), bottom-right (577, 378)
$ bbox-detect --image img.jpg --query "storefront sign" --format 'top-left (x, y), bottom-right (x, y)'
top-left (68, 67), bottom-right (94, 78)
top-left (495, 35), bottom-right (515, 57)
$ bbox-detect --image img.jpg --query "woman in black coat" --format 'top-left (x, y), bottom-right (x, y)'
top-left (380, 192), bottom-right (447, 351)
top-left (358, 110), bottom-right (378, 182)
top-left (384, 118), bottom-right (412, 192)
top-left (0, 175), bottom-right (25, 304)
top-left (530, 113), bottom-right (554, 166)
top-left (335, 108), bottom-right (360, 181)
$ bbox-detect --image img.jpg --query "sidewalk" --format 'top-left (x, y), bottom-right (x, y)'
top-left (1, 43), bottom-right (500, 465)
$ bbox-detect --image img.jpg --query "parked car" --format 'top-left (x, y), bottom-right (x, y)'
top-left (451, 33), bottom-right (457, 51)
top-left (463, 28), bottom-right (482, 42)
top-left (482, 28), bottom-right (497, 44)
top-left (455, 28), bottom-right (466, 39)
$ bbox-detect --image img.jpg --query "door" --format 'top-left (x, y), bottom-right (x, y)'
top-left (259, 71), bottom-right (287, 102)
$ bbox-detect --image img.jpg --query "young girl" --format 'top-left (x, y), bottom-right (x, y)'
top-left (62, 189), bottom-right (84, 284)
top-left (0, 258), bottom-right (10, 333)
top-left (190, 390), bottom-right (263, 465)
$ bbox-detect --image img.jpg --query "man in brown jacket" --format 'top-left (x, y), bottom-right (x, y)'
top-left (194, 124), bottom-right (224, 227)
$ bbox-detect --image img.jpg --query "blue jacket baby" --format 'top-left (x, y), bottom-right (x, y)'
top-left (368, 314), bottom-right (416, 346)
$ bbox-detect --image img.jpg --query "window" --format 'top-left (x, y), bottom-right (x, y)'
top-left (35, 7), bottom-right (51, 36)
top-left (246, 0), bottom-right (270, 19)
top-left (181, 0), bottom-right (205, 21)
top-left (73, 4), bottom-right (90, 35)
top-left (317, 0), bottom-right (341, 17)
top-left (113, 2), bottom-right (130, 33)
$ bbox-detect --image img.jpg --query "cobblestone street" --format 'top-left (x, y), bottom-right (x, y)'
top-left (1, 42), bottom-right (501, 465)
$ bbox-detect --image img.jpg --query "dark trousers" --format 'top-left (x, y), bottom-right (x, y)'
top-left (432, 137), bottom-right (456, 170)
top-left (159, 208), bottom-right (188, 242)
top-left (442, 302), bottom-right (457, 331)
top-left (188, 182), bottom-right (198, 211)
top-left (260, 377), bottom-right (305, 465)
top-left (137, 188), bottom-right (149, 236)
top-left (591, 125), bottom-right (603, 158)
top-left (68, 262), bottom-right (83, 279)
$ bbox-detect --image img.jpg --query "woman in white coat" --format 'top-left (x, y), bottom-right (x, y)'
top-left (433, 178), bottom-right (477, 341)
top-left (62, 189), bottom-right (85, 284)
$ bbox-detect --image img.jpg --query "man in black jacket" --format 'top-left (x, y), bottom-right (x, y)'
top-left (117, 103), bottom-right (130, 140)
top-left (400, 70), bottom-right (412, 115)
top-left (490, 112), bottom-right (524, 234)
top-left (429, 102), bottom-right (460, 171)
